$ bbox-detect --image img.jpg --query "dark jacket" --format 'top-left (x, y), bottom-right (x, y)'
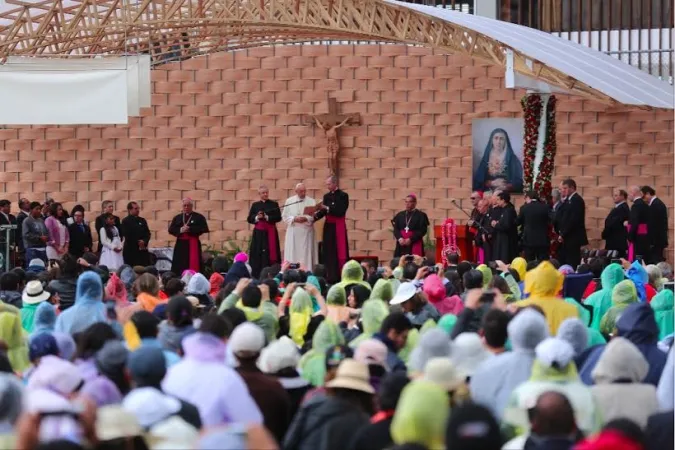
top-left (283, 395), bottom-right (370, 450)
top-left (48, 277), bottom-right (78, 311)
top-left (628, 198), bottom-right (650, 252)
top-left (372, 333), bottom-right (406, 372)
top-left (0, 291), bottom-right (21, 309)
top-left (121, 214), bottom-right (151, 267)
top-left (518, 200), bottom-right (551, 248)
top-left (275, 369), bottom-right (312, 421)
top-left (580, 302), bottom-right (667, 386)
top-left (523, 435), bottom-right (576, 450)
top-left (349, 416), bottom-right (394, 450)
top-left (649, 197), bottom-right (669, 249)
top-left (68, 222), bottom-right (93, 258)
top-left (558, 193), bottom-right (588, 247)
top-left (646, 411), bottom-right (674, 450)
top-left (602, 202), bottom-right (630, 252)
top-left (237, 360), bottom-right (292, 444)
top-left (15, 210), bottom-right (29, 252)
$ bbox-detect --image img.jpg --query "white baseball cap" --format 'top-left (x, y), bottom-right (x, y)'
top-left (389, 282), bottom-right (418, 305)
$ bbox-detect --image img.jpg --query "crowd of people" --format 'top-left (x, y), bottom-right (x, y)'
top-left (0, 224), bottom-right (670, 450)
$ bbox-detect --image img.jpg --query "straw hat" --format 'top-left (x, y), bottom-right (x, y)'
top-left (325, 359), bottom-right (375, 394)
top-left (423, 357), bottom-right (466, 392)
top-left (22, 280), bottom-right (50, 305)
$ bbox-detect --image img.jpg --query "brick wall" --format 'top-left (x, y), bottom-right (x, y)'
top-left (0, 44), bottom-right (672, 263)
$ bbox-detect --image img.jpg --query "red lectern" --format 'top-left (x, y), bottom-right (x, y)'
top-left (435, 225), bottom-right (474, 264)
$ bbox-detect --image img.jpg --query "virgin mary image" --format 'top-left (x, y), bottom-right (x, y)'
top-left (473, 127), bottom-right (524, 193)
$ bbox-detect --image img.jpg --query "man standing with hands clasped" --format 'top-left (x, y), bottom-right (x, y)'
top-left (392, 194), bottom-right (429, 258)
top-left (121, 201), bottom-right (151, 267)
top-left (168, 198), bottom-right (209, 275)
top-left (314, 176), bottom-right (350, 284)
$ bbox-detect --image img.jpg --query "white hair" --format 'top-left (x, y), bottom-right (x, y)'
top-left (295, 183), bottom-right (306, 190)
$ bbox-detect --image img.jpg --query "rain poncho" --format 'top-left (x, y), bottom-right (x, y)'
top-left (650, 288), bottom-right (674, 340)
top-left (19, 302), bottom-right (41, 333)
top-left (646, 265), bottom-right (665, 292)
top-left (438, 314), bottom-right (457, 335)
top-left (208, 273), bottom-right (224, 298)
top-left (306, 276), bottom-right (323, 313)
top-left (501, 272), bottom-right (522, 303)
top-left (54, 271), bottom-right (107, 335)
top-left (590, 337), bottom-right (658, 428)
top-left (584, 263), bottom-right (625, 331)
top-left (511, 257), bottom-right (527, 282)
top-left (476, 264), bottom-right (492, 288)
top-left (335, 260), bottom-right (371, 292)
top-left (370, 278), bottom-right (394, 303)
top-left (557, 318), bottom-right (589, 356)
top-left (391, 380), bottom-right (449, 450)
top-left (470, 308), bottom-right (549, 419)
top-left (187, 273), bottom-right (210, 296)
top-left (348, 298), bottom-right (389, 349)
top-left (581, 302), bottom-right (668, 386)
top-left (30, 302), bottom-right (57, 337)
top-left (407, 328), bottom-right (452, 376)
top-left (562, 300), bottom-right (607, 348)
top-left (325, 285), bottom-right (351, 324)
top-left (298, 320), bottom-right (344, 386)
top-left (516, 261), bottom-right (578, 335)
top-left (398, 328), bottom-right (419, 364)
top-left (105, 273), bottom-right (128, 304)
top-left (599, 280), bottom-right (638, 335)
top-left (422, 274), bottom-right (464, 316)
top-left (503, 338), bottom-right (602, 436)
top-left (289, 288), bottom-right (314, 347)
top-left (657, 346), bottom-right (674, 411)
top-left (626, 261), bottom-right (648, 302)
top-left (0, 313), bottom-right (29, 373)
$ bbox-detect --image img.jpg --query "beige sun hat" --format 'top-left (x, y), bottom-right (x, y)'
top-left (325, 359), bottom-right (375, 394)
top-left (423, 357), bottom-right (467, 392)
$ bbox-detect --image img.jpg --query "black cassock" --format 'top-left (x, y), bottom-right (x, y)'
top-left (601, 202), bottom-right (630, 257)
top-left (168, 212), bottom-right (209, 275)
top-left (247, 200), bottom-right (282, 278)
top-left (491, 203), bottom-right (518, 263)
top-left (628, 199), bottom-right (650, 262)
top-left (314, 189), bottom-right (350, 284)
top-left (392, 209), bottom-right (429, 257)
top-left (121, 215), bottom-right (152, 267)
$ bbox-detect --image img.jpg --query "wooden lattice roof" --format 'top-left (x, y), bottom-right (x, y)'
top-left (0, 0), bottom-right (672, 108)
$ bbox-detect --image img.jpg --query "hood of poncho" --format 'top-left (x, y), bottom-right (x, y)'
top-left (591, 336), bottom-right (648, 384)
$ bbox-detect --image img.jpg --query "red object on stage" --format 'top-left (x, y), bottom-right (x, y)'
top-left (435, 225), bottom-right (473, 264)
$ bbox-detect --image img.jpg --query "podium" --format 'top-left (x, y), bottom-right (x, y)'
top-left (434, 224), bottom-right (473, 264)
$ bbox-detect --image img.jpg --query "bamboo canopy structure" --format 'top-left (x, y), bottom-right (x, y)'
top-left (0, 0), bottom-right (672, 107)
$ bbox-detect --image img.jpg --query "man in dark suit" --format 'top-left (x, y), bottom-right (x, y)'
top-left (121, 201), bottom-right (152, 267)
top-left (642, 185), bottom-right (669, 264)
top-left (628, 185), bottom-right (650, 262)
top-left (0, 200), bottom-right (16, 268)
top-left (94, 200), bottom-right (122, 254)
top-left (557, 179), bottom-right (588, 269)
top-left (518, 190), bottom-right (551, 262)
top-left (601, 189), bottom-right (630, 258)
top-left (67, 209), bottom-right (93, 258)
top-left (14, 198), bottom-right (30, 265)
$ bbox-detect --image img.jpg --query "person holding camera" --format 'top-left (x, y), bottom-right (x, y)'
top-left (392, 194), bottom-right (430, 258)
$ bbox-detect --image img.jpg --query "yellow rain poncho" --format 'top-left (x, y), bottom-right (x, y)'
top-left (511, 257), bottom-right (527, 282)
top-left (391, 380), bottom-right (449, 450)
top-left (477, 264), bottom-right (493, 288)
top-left (298, 320), bottom-right (345, 386)
top-left (516, 261), bottom-right (578, 335)
top-left (371, 278), bottom-right (394, 303)
top-left (289, 288), bottom-right (314, 347)
top-left (600, 280), bottom-right (638, 336)
top-left (348, 298), bottom-right (389, 349)
top-left (336, 260), bottom-right (371, 292)
top-left (0, 312), bottom-right (30, 373)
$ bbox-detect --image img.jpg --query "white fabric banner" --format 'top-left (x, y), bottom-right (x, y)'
top-left (0, 70), bottom-right (129, 125)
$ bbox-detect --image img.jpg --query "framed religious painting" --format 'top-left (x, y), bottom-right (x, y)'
top-left (472, 118), bottom-right (525, 194)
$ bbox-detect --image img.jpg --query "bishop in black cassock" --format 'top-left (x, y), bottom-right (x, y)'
top-left (169, 199), bottom-right (209, 275)
top-left (392, 195), bottom-right (429, 257)
top-left (121, 202), bottom-right (152, 267)
top-left (247, 186), bottom-right (282, 278)
top-left (628, 187), bottom-right (650, 262)
top-left (601, 189), bottom-right (630, 258)
top-left (314, 176), bottom-right (350, 284)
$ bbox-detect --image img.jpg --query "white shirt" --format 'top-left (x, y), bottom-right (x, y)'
top-left (615, 201), bottom-right (626, 208)
top-left (649, 196), bottom-right (657, 206)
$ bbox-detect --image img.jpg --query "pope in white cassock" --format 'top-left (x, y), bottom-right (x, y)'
top-left (282, 183), bottom-right (318, 269)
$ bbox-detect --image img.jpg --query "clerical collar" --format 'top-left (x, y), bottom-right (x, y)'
top-left (649, 196), bottom-right (657, 205)
top-left (615, 201), bottom-right (626, 208)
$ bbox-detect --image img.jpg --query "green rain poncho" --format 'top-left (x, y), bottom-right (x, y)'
top-left (477, 264), bottom-right (493, 288)
top-left (348, 298), bottom-right (389, 349)
top-left (600, 280), bottom-right (638, 336)
top-left (391, 380), bottom-right (449, 450)
top-left (584, 264), bottom-right (625, 331)
top-left (398, 328), bottom-right (419, 364)
top-left (306, 275), bottom-right (322, 313)
top-left (326, 284), bottom-right (347, 305)
top-left (0, 312), bottom-right (29, 373)
top-left (336, 260), bottom-right (371, 292)
top-left (20, 302), bottom-right (41, 333)
top-left (298, 320), bottom-right (345, 386)
top-left (438, 314), bottom-right (457, 335)
top-left (562, 299), bottom-right (606, 348)
top-left (650, 289), bottom-right (674, 340)
top-left (371, 278), bottom-right (394, 303)
top-left (289, 288), bottom-right (314, 347)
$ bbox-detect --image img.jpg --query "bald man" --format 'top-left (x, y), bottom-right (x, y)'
top-left (281, 183), bottom-right (318, 270)
top-left (247, 185), bottom-right (282, 278)
top-left (168, 198), bottom-right (209, 274)
top-left (627, 185), bottom-right (650, 262)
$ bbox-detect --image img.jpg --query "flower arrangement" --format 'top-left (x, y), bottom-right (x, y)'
top-left (533, 95), bottom-right (557, 200)
top-left (521, 94), bottom-right (542, 191)
top-left (440, 218), bottom-right (458, 266)
top-left (521, 94), bottom-right (557, 201)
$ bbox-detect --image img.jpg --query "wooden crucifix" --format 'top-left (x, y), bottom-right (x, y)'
top-left (305, 96), bottom-right (361, 180)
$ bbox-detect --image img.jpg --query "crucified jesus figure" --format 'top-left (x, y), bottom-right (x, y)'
top-left (311, 115), bottom-right (355, 178)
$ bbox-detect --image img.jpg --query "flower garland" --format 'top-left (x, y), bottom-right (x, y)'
top-left (533, 95), bottom-right (557, 200)
top-left (521, 94), bottom-right (543, 191)
top-left (440, 218), bottom-right (458, 266)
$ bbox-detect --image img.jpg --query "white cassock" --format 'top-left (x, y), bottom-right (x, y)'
top-left (282, 195), bottom-right (318, 268)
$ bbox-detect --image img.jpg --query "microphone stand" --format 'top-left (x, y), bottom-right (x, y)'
top-left (258, 198), bottom-right (313, 215)
top-left (449, 200), bottom-right (489, 234)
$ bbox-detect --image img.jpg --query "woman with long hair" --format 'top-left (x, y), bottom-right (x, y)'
top-left (44, 202), bottom-right (69, 265)
top-left (99, 213), bottom-right (124, 271)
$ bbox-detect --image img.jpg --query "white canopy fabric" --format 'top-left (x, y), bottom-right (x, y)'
top-left (387, 0), bottom-right (673, 109)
